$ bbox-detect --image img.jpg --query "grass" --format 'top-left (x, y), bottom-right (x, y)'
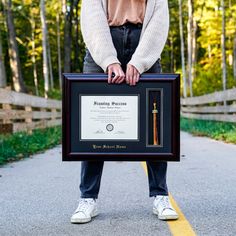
top-left (0, 126), bottom-right (61, 166)
top-left (180, 117), bottom-right (236, 144)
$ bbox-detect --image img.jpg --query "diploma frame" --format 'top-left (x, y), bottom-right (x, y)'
top-left (62, 73), bottom-right (180, 162)
top-left (79, 94), bottom-right (140, 141)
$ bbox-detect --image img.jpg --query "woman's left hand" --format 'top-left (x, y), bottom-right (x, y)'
top-left (126, 64), bottom-right (140, 86)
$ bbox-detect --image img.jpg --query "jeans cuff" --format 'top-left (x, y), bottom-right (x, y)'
top-left (81, 194), bottom-right (98, 199)
top-left (149, 191), bottom-right (168, 197)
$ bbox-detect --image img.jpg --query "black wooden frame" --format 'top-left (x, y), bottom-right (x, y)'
top-left (62, 73), bottom-right (180, 161)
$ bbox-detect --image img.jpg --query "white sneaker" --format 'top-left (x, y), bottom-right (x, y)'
top-left (70, 198), bottom-right (99, 223)
top-left (153, 195), bottom-right (179, 220)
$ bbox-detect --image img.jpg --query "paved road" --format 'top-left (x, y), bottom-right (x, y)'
top-left (0, 132), bottom-right (236, 236)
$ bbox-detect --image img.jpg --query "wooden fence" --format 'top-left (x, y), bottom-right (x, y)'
top-left (181, 88), bottom-right (236, 123)
top-left (1, 86), bottom-right (235, 134)
top-left (0, 88), bottom-right (61, 134)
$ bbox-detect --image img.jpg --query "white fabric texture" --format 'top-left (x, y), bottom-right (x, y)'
top-left (80, 0), bottom-right (169, 74)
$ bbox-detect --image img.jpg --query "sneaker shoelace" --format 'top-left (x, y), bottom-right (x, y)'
top-left (75, 199), bottom-right (95, 213)
top-left (157, 196), bottom-right (173, 210)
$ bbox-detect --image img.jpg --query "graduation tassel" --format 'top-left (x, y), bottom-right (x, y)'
top-left (152, 101), bottom-right (159, 145)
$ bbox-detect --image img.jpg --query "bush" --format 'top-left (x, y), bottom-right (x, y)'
top-left (180, 117), bottom-right (236, 144)
top-left (0, 126), bottom-right (61, 166)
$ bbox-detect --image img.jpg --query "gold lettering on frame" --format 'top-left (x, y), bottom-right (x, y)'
top-left (92, 145), bottom-right (102, 149)
top-left (116, 145), bottom-right (126, 149)
top-left (92, 144), bottom-right (127, 149)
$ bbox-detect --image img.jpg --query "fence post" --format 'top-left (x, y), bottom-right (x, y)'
top-left (25, 106), bottom-right (33, 134)
top-left (51, 108), bottom-right (57, 121)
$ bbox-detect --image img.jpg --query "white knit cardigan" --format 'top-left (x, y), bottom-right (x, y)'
top-left (80, 0), bottom-right (169, 74)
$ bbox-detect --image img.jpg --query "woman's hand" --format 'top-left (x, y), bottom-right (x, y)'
top-left (126, 64), bottom-right (140, 86)
top-left (107, 63), bottom-right (125, 84)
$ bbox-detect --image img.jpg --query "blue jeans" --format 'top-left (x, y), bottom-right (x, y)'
top-left (80, 23), bottom-right (168, 199)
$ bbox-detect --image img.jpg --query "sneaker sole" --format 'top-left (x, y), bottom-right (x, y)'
top-left (70, 211), bottom-right (99, 224)
top-left (153, 208), bottom-right (178, 221)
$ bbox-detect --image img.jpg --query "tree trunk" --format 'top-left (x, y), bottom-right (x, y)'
top-left (3, 0), bottom-right (26, 92)
top-left (170, 37), bottom-right (174, 73)
top-left (74, 0), bottom-right (79, 71)
top-left (233, 32), bottom-right (236, 81)
top-left (187, 0), bottom-right (193, 97)
top-left (40, 0), bottom-right (49, 98)
top-left (47, 36), bottom-right (54, 89)
top-left (192, 18), bottom-right (197, 84)
top-left (178, 0), bottom-right (187, 97)
top-left (221, 0), bottom-right (227, 91)
top-left (57, 12), bottom-right (62, 90)
top-left (0, 30), bottom-right (7, 88)
top-left (30, 13), bottom-right (39, 96)
top-left (208, 44), bottom-right (212, 59)
top-left (64, 0), bottom-right (74, 73)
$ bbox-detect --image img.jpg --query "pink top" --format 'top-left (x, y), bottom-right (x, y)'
top-left (107, 0), bottom-right (147, 26)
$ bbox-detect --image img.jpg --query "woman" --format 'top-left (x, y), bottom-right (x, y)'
top-left (70, 0), bottom-right (179, 224)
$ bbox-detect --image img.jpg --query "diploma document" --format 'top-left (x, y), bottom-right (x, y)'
top-left (80, 95), bottom-right (139, 140)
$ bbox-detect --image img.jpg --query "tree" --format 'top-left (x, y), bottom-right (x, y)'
top-left (63, 0), bottom-right (74, 73)
top-left (2, 0), bottom-right (26, 92)
top-left (57, 11), bottom-right (62, 90)
top-left (47, 34), bottom-right (54, 89)
top-left (187, 0), bottom-right (193, 96)
top-left (178, 0), bottom-right (187, 97)
top-left (29, 4), bottom-right (39, 96)
top-left (191, 14), bottom-right (197, 85)
top-left (221, 0), bottom-right (227, 91)
top-left (234, 32), bottom-right (236, 81)
top-left (40, 0), bottom-right (49, 98)
top-left (0, 30), bottom-right (7, 88)
top-left (73, 0), bottom-right (80, 72)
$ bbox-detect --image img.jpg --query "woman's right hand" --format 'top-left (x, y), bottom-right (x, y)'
top-left (107, 63), bottom-right (125, 84)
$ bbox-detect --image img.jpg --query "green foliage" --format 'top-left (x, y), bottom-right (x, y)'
top-left (47, 89), bottom-right (62, 100)
top-left (192, 64), bottom-right (236, 96)
top-left (1, 0), bottom-right (85, 98)
top-left (162, 0), bottom-right (236, 96)
top-left (0, 126), bottom-right (61, 166)
top-left (161, 0), bottom-right (181, 72)
top-left (1, 0), bottom-right (236, 97)
top-left (180, 117), bottom-right (236, 144)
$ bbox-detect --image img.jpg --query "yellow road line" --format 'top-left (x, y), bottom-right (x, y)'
top-left (141, 162), bottom-right (196, 236)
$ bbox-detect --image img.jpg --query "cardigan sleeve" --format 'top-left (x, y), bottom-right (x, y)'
top-left (128, 0), bottom-right (169, 74)
top-left (80, 0), bottom-right (121, 72)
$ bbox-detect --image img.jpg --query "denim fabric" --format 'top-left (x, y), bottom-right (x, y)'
top-left (80, 23), bottom-right (168, 199)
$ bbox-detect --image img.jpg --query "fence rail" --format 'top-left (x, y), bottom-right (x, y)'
top-left (0, 88), bottom-right (61, 134)
top-left (2, 86), bottom-right (235, 134)
top-left (181, 88), bottom-right (236, 123)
